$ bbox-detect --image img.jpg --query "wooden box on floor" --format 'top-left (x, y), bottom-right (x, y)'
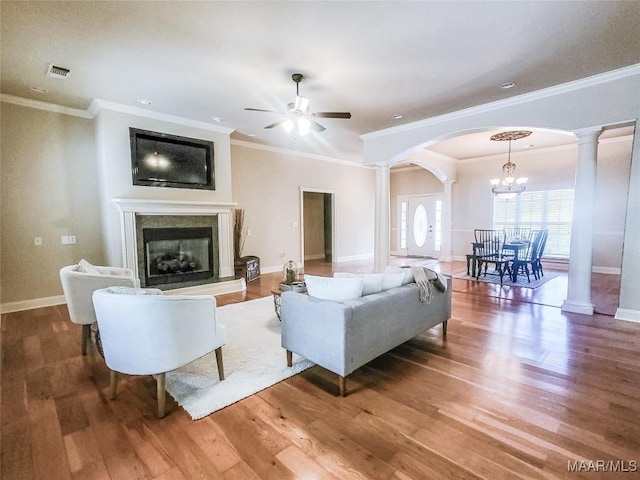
top-left (235, 256), bottom-right (260, 282)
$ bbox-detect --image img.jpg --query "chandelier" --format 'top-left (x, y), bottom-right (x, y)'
top-left (489, 130), bottom-right (532, 198)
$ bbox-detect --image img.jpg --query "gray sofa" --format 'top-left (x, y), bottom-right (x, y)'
top-left (281, 277), bottom-right (452, 395)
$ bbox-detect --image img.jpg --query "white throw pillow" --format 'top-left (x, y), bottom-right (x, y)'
top-left (334, 272), bottom-right (384, 296)
top-left (304, 274), bottom-right (364, 302)
top-left (384, 265), bottom-right (414, 284)
top-left (77, 258), bottom-right (100, 275)
top-left (382, 272), bottom-right (404, 290)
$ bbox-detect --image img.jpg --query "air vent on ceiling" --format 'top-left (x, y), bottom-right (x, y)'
top-left (47, 64), bottom-right (71, 79)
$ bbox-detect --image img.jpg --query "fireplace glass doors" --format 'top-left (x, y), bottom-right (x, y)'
top-left (143, 227), bottom-right (215, 287)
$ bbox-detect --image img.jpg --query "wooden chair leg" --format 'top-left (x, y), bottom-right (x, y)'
top-left (443, 320), bottom-right (448, 338)
top-left (286, 350), bottom-right (293, 367)
top-left (81, 324), bottom-right (91, 355)
top-left (215, 347), bottom-right (225, 381)
top-left (156, 372), bottom-right (166, 418)
top-left (109, 370), bottom-right (118, 399)
top-left (338, 375), bottom-right (346, 397)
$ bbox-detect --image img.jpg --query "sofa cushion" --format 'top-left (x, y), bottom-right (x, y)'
top-left (382, 272), bottom-right (404, 290)
top-left (304, 274), bottom-right (364, 302)
top-left (334, 272), bottom-right (384, 295)
top-left (384, 265), bottom-right (414, 284)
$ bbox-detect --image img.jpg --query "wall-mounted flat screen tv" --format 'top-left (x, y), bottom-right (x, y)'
top-left (130, 128), bottom-right (215, 190)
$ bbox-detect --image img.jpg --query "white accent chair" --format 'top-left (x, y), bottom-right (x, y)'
top-left (59, 260), bottom-right (139, 355)
top-left (92, 287), bottom-right (226, 418)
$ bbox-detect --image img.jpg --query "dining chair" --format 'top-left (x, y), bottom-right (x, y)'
top-left (531, 229), bottom-right (549, 280)
top-left (510, 229), bottom-right (548, 282)
top-left (92, 287), bottom-right (226, 418)
top-left (474, 229), bottom-right (511, 283)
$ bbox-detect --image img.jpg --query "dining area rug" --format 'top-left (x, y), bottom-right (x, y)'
top-left (453, 271), bottom-right (560, 288)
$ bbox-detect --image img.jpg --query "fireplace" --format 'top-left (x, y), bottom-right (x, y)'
top-left (143, 227), bottom-right (216, 287)
top-left (112, 198), bottom-right (244, 296)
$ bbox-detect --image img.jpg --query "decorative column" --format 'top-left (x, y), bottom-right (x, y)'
top-left (562, 127), bottom-right (602, 315)
top-left (440, 180), bottom-right (454, 262)
top-left (374, 165), bottom-right (391, 272)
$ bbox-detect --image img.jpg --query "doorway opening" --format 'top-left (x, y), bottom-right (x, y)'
top-left (301, 189), bottom-right (334, 267)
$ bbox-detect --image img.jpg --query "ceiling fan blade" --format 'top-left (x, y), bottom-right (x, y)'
top-left (310, 120), bottom-right (326, 132)
top-left (264, 120), bottom-right (289, 129)
top-left (245, 107), bottom-right (285, 114)
top-left (313, 112), bottom-right (352, 119)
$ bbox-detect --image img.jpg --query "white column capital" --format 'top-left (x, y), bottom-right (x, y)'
top-left (573, 126), bottom-right (603, 141)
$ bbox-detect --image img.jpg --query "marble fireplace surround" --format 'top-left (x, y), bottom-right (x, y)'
top-left (112, 198), bottom-right (245, 295)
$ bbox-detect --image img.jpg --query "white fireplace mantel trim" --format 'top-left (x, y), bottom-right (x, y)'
top-left (111, 198), bottom-right (239, 289)
top-left (112, 198), bottom-right (238, 214)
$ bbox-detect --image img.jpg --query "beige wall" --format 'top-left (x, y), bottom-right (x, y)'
top-left (1, 102), bottom-right (104, 303)
top-left (1, 100), bottom-right (630, 307)
top-left (231, 143), bottom-right (376, 271)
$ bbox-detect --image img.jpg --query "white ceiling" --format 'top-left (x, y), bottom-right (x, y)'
top-left (2, 1), bottom-right (639, 163)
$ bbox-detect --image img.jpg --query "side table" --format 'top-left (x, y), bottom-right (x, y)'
top-left (271, 282), bottom-right (307, 320)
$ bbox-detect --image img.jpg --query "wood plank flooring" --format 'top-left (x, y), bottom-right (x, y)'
top-left (2, 260), bottom-right (638, 479)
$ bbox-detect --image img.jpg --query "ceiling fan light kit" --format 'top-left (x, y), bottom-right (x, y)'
top-left (489, 130), bottom-right (532, 198)
top-left (245, 73), bottom-right (351, 136)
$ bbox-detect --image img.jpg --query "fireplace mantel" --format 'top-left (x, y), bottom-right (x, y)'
top-left (112, 198), bottom-right (243, 295)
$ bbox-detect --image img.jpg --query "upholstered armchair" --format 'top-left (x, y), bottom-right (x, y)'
top-left (92, 287), bottom-right (226, 418)
top-left (59, 260), bottom-right (139, 355)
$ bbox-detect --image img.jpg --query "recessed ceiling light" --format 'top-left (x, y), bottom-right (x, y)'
top-left (137, 99), bottom-right (152, 105)
top-left (246, 133), bottom-right (255, 137)
top-left (392, 114), bottom-right (403, 120)
top-left (30, 86), bottom-right (48, 93)
top-left (212, 116), bottom-right (224, 123)
top-left (501, 82), bottom-right (516, 89)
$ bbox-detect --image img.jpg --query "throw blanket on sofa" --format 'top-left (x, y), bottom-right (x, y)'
top-left (411, 267), bottom-right (448, 304)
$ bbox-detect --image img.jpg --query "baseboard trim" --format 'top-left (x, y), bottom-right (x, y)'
top-left (561, 300), bottom-right (595, 316)
top-left (1, 295), bottom-right (66, 314)
top-left (615, 308), bottom-right (640, 323)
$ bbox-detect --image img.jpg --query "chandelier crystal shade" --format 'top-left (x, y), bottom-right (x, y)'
top-left (489, 130), bottom-right (532, 198)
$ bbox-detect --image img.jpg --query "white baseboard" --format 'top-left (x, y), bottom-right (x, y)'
top-left (335, 253), bottom-right (374, 263)
top-left (615, 308), bottom-right (640, 323)
top-left (1, 295), bottom-right (66, 314)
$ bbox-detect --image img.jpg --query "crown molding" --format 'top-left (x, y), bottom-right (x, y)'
top-left (90, 99), bottom-right (235, 134)
top-left (0, 94), bottom-right (235, 134)
top-left (1, 94), bottom-right (92, 118)
top-left (452, 133), bottom-right (634, 165)
top-left (231, 139), bottom-right (369, 169)
top-left (361, 63), bottom-right (640, 141)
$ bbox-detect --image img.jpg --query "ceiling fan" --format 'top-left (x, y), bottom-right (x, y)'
top-left (244, 73), bottom-right (351, 135)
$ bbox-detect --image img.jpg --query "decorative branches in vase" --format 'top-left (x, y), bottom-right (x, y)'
top-left (233, 208), bottom-right (247, 261)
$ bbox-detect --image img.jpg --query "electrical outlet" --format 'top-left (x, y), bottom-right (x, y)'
top-left (61, 235), bottom-right (69, 245)
top-left (68, 235), bottom-right (76, 244)
top-left (34, 236), bottom-right (43, 246)
top-left (247, 230), bottom-right (252, 236)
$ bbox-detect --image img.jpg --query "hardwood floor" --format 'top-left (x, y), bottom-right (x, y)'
top-left (2, 260), bottom-right (638, 479)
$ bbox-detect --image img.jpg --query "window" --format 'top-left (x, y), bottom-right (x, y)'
top-left (400, 200), bottom-right (407, 250)
top-left (493, 189), bottom-right (574, 259)
top-left (435, 199), bottom-right (442, 251)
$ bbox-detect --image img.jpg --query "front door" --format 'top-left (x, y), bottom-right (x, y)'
top-left (407, 195), bottom-right (436, 257)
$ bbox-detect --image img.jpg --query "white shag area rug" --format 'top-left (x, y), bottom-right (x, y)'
top-left (165, 295), bottom-right (314, 419)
